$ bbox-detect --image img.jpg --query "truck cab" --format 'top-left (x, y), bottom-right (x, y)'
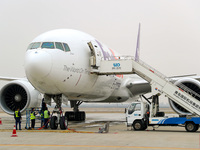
top-left (126, 101), bottom-right (149, 130)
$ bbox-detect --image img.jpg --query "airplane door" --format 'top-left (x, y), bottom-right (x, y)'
top-left (87, 41), bottom-right (102, 70)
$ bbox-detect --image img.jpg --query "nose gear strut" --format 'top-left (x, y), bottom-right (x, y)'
top-left (48, 95), bottom-right (86, 130)
top-left (48, 95), bottom-right (68, 130)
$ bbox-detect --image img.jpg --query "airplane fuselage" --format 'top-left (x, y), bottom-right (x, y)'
top-left (25, 29), bottom-right (136, 103)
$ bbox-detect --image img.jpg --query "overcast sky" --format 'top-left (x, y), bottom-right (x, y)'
top-left (0, 0), bottom-right (200, 79)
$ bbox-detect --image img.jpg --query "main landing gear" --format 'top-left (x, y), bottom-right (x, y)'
top-left (65, 101), bottom-right (86, 121)
top-left (49, 95), bottom-right (86, 130)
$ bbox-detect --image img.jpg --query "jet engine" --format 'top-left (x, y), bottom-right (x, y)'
top-left (169, 78), bottom-right (200, 115)
top-left (0, 80), bottom-right (42, 115)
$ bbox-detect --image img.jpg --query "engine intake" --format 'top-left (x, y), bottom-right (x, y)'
top-left (0, 80), bottom-right (42, 115)
top-left (169, 78), bottom-right (200, 115)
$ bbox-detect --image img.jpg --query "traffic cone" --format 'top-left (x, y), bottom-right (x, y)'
top-left (11, 125), bottom-right (18, 137)
top-left (0, 118), bottom-right (2, 125)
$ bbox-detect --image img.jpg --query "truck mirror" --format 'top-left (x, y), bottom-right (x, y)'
top-left (125, 108), bottom-right (127, 113)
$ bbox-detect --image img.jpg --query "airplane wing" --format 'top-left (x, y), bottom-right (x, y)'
top-left (126, 80), bottom-right (151, 96)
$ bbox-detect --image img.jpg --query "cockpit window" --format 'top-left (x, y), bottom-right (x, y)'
top-left (27, 42), bottom-right (70, 52)
top-left (63, 43), bottom-right (70, 52)
top-left (55, 42), bottom-right (64, 51)
top-left (41, 42), bottom-right (55, 49)
top-left (27, 43), bottom-right (34, 50)
top-left (32, 42), bottom-right (41, 49)
top-left (27, 42), bottom-right (41, 50)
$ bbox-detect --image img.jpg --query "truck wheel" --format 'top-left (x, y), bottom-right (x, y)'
top-left (185, 122), bottom-right (197, 132)
top-left (133, 121), bottom-right (143, 130)
top-left (195, 124), bottom-right (199, 131)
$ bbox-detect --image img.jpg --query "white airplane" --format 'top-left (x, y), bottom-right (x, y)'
top-left (1, 26), bottom-right (200, 129)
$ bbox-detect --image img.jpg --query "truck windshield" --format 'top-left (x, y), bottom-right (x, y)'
top-left (128, 103), bottom-right (141, 114)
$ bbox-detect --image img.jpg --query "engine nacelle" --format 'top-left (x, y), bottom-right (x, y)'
top-left (0, 79), bottom-right (42, 115)
top-left (169, 78), bottom-right (200, 115)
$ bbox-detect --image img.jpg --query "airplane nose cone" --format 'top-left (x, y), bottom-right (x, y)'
top-left (25, 50), bottom-right (52, 79)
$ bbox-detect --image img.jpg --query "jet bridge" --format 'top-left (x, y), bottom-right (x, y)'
top-left (92, 56), bottom-right (200, 116)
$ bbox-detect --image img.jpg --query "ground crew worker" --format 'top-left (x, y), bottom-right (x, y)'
top-left (40, 98), bottom-right (46, 127)
top-left (30, 108), bottom-right (38, 129)
top-left (44, 107), bottom-right (50, 129)
top-left (40, 110), bottom-right (44, 127)
top-left (14, 107), bottom-right (21, 130)
top-left (41, 98), bottom-right (47, 111)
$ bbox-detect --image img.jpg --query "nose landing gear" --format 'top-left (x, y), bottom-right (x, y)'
top-left (49, 95), bottom-right (85, 130)
top-left (50, 106), bottom-right (68, 130)
top-left (49, 95), bottom-right (68, 130)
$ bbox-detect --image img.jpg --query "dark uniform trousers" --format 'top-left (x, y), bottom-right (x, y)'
top-left (15, 117), bottom-right (21, 130)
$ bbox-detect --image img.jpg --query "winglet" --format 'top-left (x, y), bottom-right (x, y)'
top-left (135, 23), bottom-right (141, 62)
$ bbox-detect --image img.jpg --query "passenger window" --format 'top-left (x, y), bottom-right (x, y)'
top-left (55, 42), bottom-right (64, 51)
top-left (31, 42), bottom-right (41, 49)
top-left (63, 43), bottom-right (70, 52)
top-left (41, 42), bottom-right (54, 49)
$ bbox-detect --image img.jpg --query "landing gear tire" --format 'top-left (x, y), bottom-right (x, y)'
top-left (60, 116), bottom-right (68, 130)
top-left (65, 111), bottom-right (86, 121)
top-left (75, 112), bottom-right (85, 121)
top-left (185, 122), bottom-right (198, 132)
top-left (133, 121), bottom-right (143, 131)
top-left (50, 116), bottom-right (58, 130)
top-left (81, 111), bottom-right (86, 121)
top-left (65, 112), bottom-right (74, 121)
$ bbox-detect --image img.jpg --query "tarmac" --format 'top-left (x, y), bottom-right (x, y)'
top-left (0, 108), bottom-right (200, 150)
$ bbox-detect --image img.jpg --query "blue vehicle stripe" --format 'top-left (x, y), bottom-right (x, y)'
top-left (154, 117), bottom-right (200, 125)
top-left (158, 118), bottom-right (167, 124)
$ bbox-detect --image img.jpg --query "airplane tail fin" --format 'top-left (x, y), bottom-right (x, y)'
top-left (135, 23), bottom-right (141, 62)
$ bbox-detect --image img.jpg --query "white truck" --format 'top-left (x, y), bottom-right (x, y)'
top-left (126, 95), bottom-right (200, 132)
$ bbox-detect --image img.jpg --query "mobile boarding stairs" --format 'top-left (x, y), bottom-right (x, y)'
top-left (91, 56), bottom-right (200, 116)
